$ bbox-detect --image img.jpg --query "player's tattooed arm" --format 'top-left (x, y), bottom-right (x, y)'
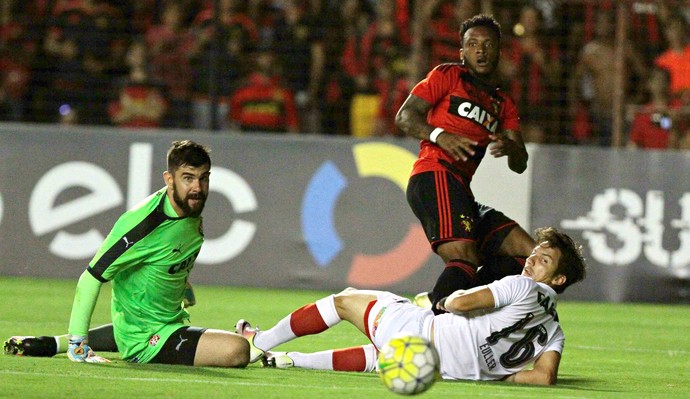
top-left (395, 94), bottom-right (478, 161)
top-left (395, 94), bottom-right (436, 141)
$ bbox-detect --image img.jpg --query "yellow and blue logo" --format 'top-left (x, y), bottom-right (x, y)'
top-left (301, 142), bottom-right (432, 287)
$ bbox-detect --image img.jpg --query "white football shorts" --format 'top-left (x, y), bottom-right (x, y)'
top-left (364, 291), bottom-right (435, 349)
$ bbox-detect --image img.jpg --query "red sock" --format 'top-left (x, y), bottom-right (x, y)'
top-left (332, 346), bottom-right (367, 372)
top-left (290, 303), bottom-right (328, 337)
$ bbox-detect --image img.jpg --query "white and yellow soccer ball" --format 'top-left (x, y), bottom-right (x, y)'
top-left (377, 334), bottom-right (440, 395)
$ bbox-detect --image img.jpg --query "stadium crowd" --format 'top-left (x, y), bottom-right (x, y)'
top-left (1, 0), bottom-right (690, 147)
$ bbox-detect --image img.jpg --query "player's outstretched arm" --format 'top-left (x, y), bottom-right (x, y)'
top-left (67, 270), bottom-right (109, 363)
top-left (503, 350), bottom-right (560, 385)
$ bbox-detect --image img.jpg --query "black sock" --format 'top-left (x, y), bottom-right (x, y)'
top-left (430, 260), bottom-right (478, 315)
top-left (24, 336), bottom-right (58, 357)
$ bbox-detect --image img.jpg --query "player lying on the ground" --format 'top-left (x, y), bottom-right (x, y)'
top-left (4, 282), bottom-right (195, 357)
top-left (236, 227), bottom-right (586, 385)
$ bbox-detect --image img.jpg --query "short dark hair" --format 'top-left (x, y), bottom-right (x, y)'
top-left (167, 140), bottom-right (211, 173)
top-left (460, 14), bottom-right (502, 45)
top-left (534, 227), bottom-right (587, 294)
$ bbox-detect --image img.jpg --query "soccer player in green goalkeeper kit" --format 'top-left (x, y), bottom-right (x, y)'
top-left (5, 140), bottom-right (249, 367)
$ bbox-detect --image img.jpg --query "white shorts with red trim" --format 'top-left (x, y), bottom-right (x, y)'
top-left (363, 291), bottom-right (434, 350)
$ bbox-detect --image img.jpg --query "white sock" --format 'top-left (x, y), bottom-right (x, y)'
top-left (290, 344), bottom-right (377, 372)
top-left (54, 335), bottom-right (68, 353)
top-left (255, 295), bottom-right (340, 351)
top-left (289, 350), bottom-right (334, 370)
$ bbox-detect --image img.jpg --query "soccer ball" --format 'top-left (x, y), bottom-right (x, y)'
top-left (377, 334), bottom-right (440, 395)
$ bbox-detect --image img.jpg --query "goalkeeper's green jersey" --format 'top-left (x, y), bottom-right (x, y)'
top-left (87, 187), bottom-right (204, 362)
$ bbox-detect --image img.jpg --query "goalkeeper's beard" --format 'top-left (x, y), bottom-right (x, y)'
top-left (172, 183), bottom-right (207, 218)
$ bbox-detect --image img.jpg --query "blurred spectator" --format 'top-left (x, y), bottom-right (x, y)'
top-left (20, 0), bottom-right (53, 123)
top-left (248, 0), bottom-right (284, 48)
top-left (568, 9), bottom-right (647, 146)
top-left (193, 0), bottom-right (258, 49)
top-left (38, 1), bottom-right (128, 125)
top-left (371, 65), bottom-right (409, 137)
top-left (189, 0), bottom-right (258, 130)
top-left (0, 0), bottom-right (35, 121)
top-left (581, 1), bottom-right (665, 63)
top-left (146, 0), bottom-right (195, 128)
top-left (654, 16), bottom-right (690, 105)
top-left (107, 40), bottom-right (169, 128)
top-left (79, 44), bottom-right (114, 125)
top-left (318, 0), bottom-right (373, 135)
top-left (81, 1), bottom-right (129, 76)
top-left (500, 5), bottom-right (561, 144)
top-left (189, 29), bottom-right (248, 130)
top-left (627, 68), bottom-right (680, 149)
top-left (128, 0), bottom-right (159, 35)
top-left (43, 4), bottom-right (91, 124)
top-left (358, 0), bottom-right (410, 93)
top-left (422, 0), bottom-right (480, 70)
top-left (351, 0), bottom-right (410, 137)
top-left (228, 46), bottom-right (299, 133)
top-left (629, 0), bottom-right (667, 61)
top-left (273, 0), bottom-right (325, 133)
top-left (369, 0), bottom-right (414, 136)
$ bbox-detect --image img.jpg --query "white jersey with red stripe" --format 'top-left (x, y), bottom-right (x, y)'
top-left (432, 275), bottom-right (565, 380)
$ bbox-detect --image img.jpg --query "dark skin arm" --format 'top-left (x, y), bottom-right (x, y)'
top-left (395, 94), bottom-right (479, 162)
top-left (489, 129), bottom-right (528, 173)
top-left (395, 94), bottom-right (528, 172)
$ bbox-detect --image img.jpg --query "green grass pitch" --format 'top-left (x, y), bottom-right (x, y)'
top-left (0, 276), bottom-right (688, 399)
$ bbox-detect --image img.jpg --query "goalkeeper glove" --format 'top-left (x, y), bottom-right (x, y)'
top-left (67, 335), bottom-right (110, 363)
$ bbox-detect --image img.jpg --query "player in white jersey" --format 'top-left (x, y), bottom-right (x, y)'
top-left (236, 227), bottom-right (586, 385)
top-left (433, 274), bottom-right (563, 380)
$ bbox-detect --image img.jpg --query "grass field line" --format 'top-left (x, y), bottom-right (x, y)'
top-left (570, 345), bottom-right (690, 356)
top-left (0, 369), bottom-right (590, 399)
top-left (0, 369), bottom-right (551, 398)
top-left (0, 369), bottom-right (369, 390)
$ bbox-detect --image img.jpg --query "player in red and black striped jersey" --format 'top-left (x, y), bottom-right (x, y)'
top-left (396, 14), bottom-right (536, 313)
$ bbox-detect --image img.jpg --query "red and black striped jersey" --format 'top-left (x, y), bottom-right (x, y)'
top-left (409, 64), bottom-right (520, 180)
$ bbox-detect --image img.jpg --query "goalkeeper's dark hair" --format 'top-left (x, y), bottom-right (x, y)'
top-left (167, 140), bottom-right (211, 173)
top-left (460, 14), bottom-right (502, 45)
top-left (534, 227), bottom-right (587, 294)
